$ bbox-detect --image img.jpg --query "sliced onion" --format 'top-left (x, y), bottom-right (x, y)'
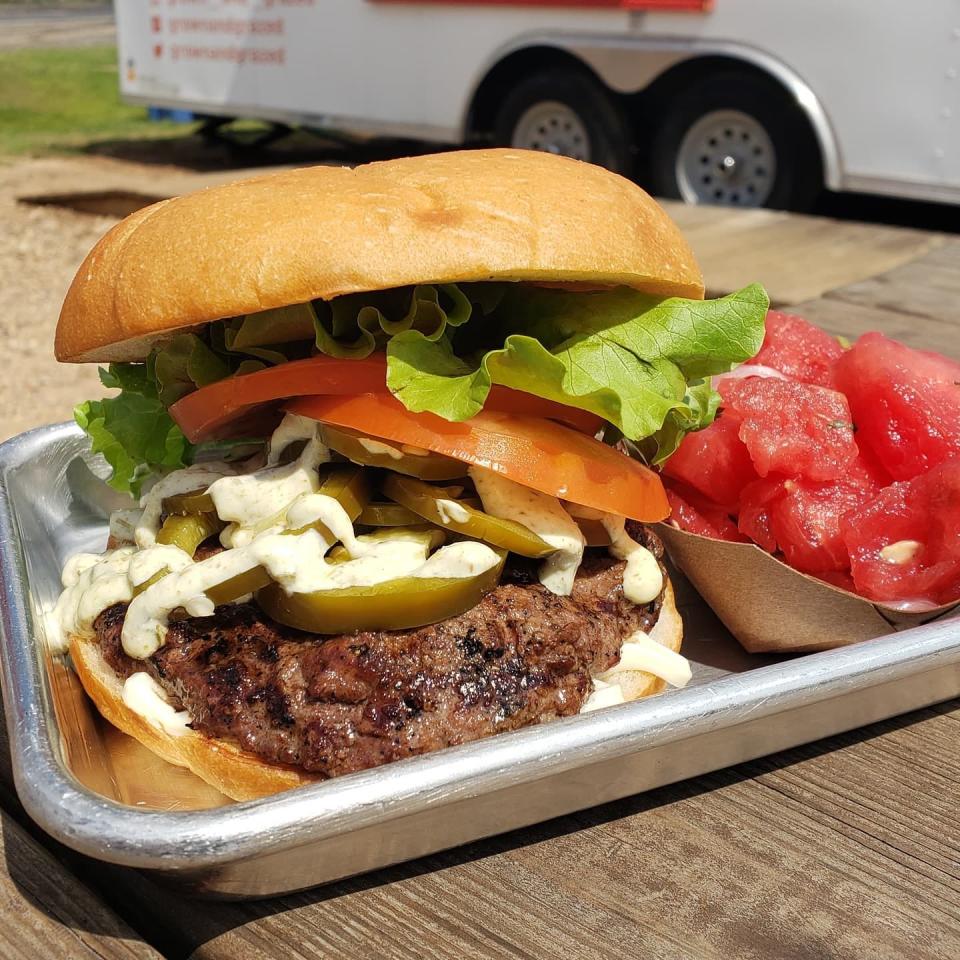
top-left (711, 365), bottom-right (790, 390)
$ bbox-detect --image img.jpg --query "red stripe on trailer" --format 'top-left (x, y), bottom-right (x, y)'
top-left (371, 1), bottom-right (712, 11)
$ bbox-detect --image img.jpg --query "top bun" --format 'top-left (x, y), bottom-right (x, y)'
top-left (56, 149), bottom-right (704, 363)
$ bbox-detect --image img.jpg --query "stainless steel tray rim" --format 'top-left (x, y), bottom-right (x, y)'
top-left (8, 634), bottom-right (960, 867)
top-left (2, 424), bottom-right (959, 874)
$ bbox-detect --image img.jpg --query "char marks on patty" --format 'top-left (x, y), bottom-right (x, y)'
top-left (95, 532), bottom-right (665, 778)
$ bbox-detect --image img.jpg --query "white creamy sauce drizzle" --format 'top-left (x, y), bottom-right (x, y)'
top-left (127, 544), bottom-right (195, 588)
top-left (581, 631), bottom-right (691, 713)
top-left (469, 466), bottom-right (585, 596)
top-left (267, 413), bottom-right (322, 466)
top-left (121, 536), bottom-right (290, 658)
top-left (412, 541), bottom-right (499, 579)
top-left (121, 672), bottom-right (191, 736)
top-left (47, 544), bottom-right (193, 655)
top-left (599, 515), bottom-right (664, 606)
top-left (135, 463), bottom-right (235, 547)
top-left (580, 678), bottom-right (625, 713)
top-left (358, 437), bottom-right (404, 460)
top-left (285, 493), bottom-right (356, 551)
top-left (436, 498), bottom-right (470, 525)
top-left (880, 539), bottom-right (923, 565)
top-left (211, 428), bottom-right (329, 548)
top-left (599, 630), bottom-right (692, 689)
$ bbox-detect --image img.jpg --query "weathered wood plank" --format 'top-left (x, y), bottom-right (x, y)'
top-left (787, 296), bottom-right (960, 356)
top-left (660, 201), bottom-right (946, 305)
top-left (821, 238), bottom-right (960, 323)
top-left (54, 704), bottom-right (959, 960)
top-left (0, 809), bottom-right (161, 960)
top-left (0, 689), bottom-right (168, 960)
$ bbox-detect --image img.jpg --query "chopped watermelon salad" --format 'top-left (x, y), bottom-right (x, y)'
top-left (661, 310), bottom-right (960, 608)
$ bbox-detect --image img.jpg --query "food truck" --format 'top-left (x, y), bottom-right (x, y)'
top-left (117, 1), bottom-right (960, 210)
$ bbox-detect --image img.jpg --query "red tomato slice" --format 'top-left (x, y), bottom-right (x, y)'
top-left (170, 354), bottom-right (603, 442)
top-left (288, 393), bottom-right (669, 522)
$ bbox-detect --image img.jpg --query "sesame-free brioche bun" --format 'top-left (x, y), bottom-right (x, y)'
top-left (68, 583), bottom-right (682, 801)
top-left (55, 149), bottom-right (703, 363)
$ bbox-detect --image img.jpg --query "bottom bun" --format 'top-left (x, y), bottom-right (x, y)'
top-left (69, 633), bottom-right (320, 801)
top-left (69, 582), bottom-right (683, 802)
top-left (601, 579), bottom-right (683, 702)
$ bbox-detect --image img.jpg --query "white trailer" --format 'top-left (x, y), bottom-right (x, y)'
top-left (117, 1), bottom-right (960, 210)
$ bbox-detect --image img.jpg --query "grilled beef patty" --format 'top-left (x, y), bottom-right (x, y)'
top-left (94, 531), bottom-right (666, 778)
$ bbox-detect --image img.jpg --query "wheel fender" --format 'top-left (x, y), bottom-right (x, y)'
top-left (463, 35), bottom-right (842, 191)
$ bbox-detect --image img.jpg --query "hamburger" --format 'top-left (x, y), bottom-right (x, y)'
top-left (48, 150), bottom-right (767, 801)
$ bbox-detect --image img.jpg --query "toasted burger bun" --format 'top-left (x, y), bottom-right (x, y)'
top-left (68, 583), bottom-right (682, 802)
top-left (55, 149), bottom-right (703, 364)
top-left (69, 633), bottom-right (320, 802)
top-left (608, 580), bottom-right (685, 702)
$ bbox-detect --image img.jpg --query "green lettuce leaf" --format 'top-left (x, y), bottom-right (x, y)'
top-left (635, 377), bottom-right (722, 464)
top-left (387, 284), bottom-right (768, 461)
top-left (75, 365), bottom-right (192, 497)
top-left (151, 334), bottom-right (231, 407)
top-left (311, 284), bottom-right (475, 359)
top-left (74, 282), bottom-right (767, 494)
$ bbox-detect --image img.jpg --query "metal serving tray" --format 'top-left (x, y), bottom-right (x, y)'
top-left (1, 423), bottom-right (959, 899)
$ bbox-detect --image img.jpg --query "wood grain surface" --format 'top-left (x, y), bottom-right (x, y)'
top-left (662, 200), bottom-right (946, 306)
top-left (1, 207), bottom-right (958, 960)
top-left (37, 704), bottom-right (958, 960)
top-left (0, 807), bottom-right (160, 959)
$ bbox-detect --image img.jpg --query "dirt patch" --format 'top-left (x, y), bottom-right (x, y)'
top-left (0, 164), bottom-right (115, 440)
top-left (0, 151), bottom-right (348, 442)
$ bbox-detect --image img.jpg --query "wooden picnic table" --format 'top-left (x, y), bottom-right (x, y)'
top-left (1, 199), bottom-right (958, 960)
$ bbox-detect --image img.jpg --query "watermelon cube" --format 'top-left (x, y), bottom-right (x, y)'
top-left (665, 482), bottom-right (746, 542)
top-left (662, 412), bottom-right (758, 511)
top-left (842, 461), bottom-right (960, 606)
top-left (739, 456), bottom-right (887, 573)
top-left (832, 332), bottom-right (960, 480)
top-left (751, 311), bottom-right (843, 386)
top-left (722, 378), bottom-right (859, 482)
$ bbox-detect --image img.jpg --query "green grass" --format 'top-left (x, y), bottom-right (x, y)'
top-left (0, 45), bottom-right (184, 156)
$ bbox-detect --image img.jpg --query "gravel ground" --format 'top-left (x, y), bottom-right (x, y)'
top-left (0, 5), bottom-right (115, 50)
top-left (0, 162), bottom-right (116, 439)
top-left (0, 152), bottom-right (315, 442)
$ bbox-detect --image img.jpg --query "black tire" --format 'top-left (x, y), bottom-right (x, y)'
top-left (493, 69), bottom-right (633, 174)
top-left (647, 71), bottom-right (822, 211)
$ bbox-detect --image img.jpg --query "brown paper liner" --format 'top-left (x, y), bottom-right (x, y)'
top-left (657, 524), bottom-right (960, 653)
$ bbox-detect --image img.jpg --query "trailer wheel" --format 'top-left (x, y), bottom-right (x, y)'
top-left (494, 70), bottom-right (632, 174)
top-left (647, 71), bottom-right (821, 211)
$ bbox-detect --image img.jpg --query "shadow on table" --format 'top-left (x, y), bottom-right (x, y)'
top-left (76, 127), bottom-right (960, 234)
top-left (20, 697), bottom-right (948, 960)
top-left (78, 126), bottom-right (443, 173)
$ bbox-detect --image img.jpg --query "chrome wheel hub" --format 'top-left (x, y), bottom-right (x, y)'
top-left (676, 109), bottom-right (776, 206)
top-left (511, 101), bottom-right (591, 162)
